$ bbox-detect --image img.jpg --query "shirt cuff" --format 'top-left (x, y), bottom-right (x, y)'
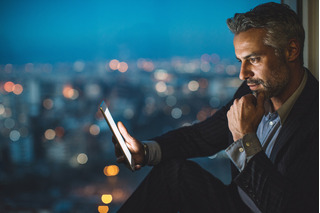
top-left (143, 141), bottom-right (162, 166)
top-left (225, 133), bottom-right (262, 171)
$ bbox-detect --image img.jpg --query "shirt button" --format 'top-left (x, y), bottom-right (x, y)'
top-left (239, 147), bottom-right (244, 152)
top-left (269, 121), bottom-right (274, 126)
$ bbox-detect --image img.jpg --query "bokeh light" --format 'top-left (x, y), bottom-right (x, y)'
top-left (4, 81), bottom-right (14, 92)
top-left (166, 95), bottom-right (177, 107)
top-left (171, 108), bottom-right (182, 119)
top-left (55, 126), bottom-right (65, 138)
top-left (12, 84), bottom-right (23, 95)
top-left (188, 80), bottom-right (199, 92)
top-left (89, 124), bottom-right (100, 136)
top-left (73, 60), bottom-right (85, 72)
top-left (118, 62), bottom-right (128, 73)
top-left (103, 165), bottom-right (119, 176)
top-left (98, 205), bottom-right (109, 213)
top-left (62, 85), bottom-right (79, 100)
top-left (154, 69), bottom-right (169, 81)
top-left (9, 130), bottom-right (21, 142)
top-left (43, 98), bottom-right (54, 110)
top-left (77, 153), bottom-right (88, 164)
top-left (44, 129), bottom-right (56, 140)
top-left (4, 118), bottom-right (15, 129)
top-left (109, 59), bottom-right (120, 70)
top-left (101, 194), bottom-right (113, 204)
top-left (155, 81), bottom-right (167, 93)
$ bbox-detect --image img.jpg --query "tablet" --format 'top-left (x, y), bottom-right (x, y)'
top-left (99, 101), bottom-right (135, 171)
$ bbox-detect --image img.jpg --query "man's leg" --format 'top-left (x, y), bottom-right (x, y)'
top-left (118, 159), bottom-right (250, 213)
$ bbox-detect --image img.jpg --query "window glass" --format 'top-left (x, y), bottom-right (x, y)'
top-left (0, 0), bottom-right (280, 212)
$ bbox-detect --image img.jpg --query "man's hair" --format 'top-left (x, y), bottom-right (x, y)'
top-left (227, 2), bottom-right (305, 62)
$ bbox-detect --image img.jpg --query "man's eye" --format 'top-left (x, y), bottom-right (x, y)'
top-left (249, 57), bottom-right (260, 64)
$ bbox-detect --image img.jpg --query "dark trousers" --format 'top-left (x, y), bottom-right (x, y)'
top-left (118, 159), bottom-right (251, 213)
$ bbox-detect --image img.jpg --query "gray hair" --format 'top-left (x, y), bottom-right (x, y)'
top-left (227, 2), bottom-right (305, 62)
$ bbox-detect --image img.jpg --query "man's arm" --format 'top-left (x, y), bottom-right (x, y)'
top-left (235, 128), bottom-right (318, 213)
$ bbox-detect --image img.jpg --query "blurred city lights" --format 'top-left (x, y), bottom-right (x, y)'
top-left (9, 130), bottom-right (21, 141)
top-left (226, 65), bottom-right (238, 76)
top-left (43, 98), bottom-right (54, 110)
top-left (41, 63), bottom-right (53, 73)
top-left (109, 59), bottom-right (120, 71)
top-left (4, 64), bottom-right (13, 73)
top-left (89, 124), bottom-right (100, 136)
top-left (62, 85), bottom-right (79, 100)
top-left (98, 205), bottom-right (109, 213)
top-left (55, 126), bottom-right (65, 138)
top-left (62, 85), bottom-right (74, 98)
top-left (77, 153), bottom-right (88, 164)
top-left (25, 63), bottom-right (34, 72)
top-left (4, 81), bottom-right (14, 92)
top-left (155, 81), bottom-right (167, 93)
top-left (200, 62), bottom-right (211, 72)
top-left (73, 61), bottom-right (85, 72)
top-left (103, 165), bottom-right (119, 176)
top-left (171, 107), bottom-right (182, 119)
top-left (154, 69), bottom-right (169, 81)
top-left (118, 62), bottom-right (128, 73)
top-left (44, 129), bottom-right (56, 140)
top-left (12, 84), bottom-right (23, 95)
top-left (2, 107), bottom-right (12, 118)
top-left (188, 80), bottom-right (199, 92)
top-left (201, 53), bottom-right (211, 62)
top-left (198, 78), bottom-right (209, 89)
top-left (137, 58), bottom-right (154, 72)
top-left (211, 53), bottom-right (220, 64)
top-left (4, 118), bottom-right (15, 129)
top-left (101, 194), bottom-right (113, 204)
top-left (108, 59), bottom-right (128, 72)
top-left (165, 95), bottom-right (177, 107)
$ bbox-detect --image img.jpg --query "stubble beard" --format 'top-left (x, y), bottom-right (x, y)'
top-left (248, 74), bottom-right (290, 100)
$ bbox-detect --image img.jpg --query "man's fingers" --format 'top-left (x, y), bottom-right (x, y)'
top-left (118, 121), bottom-right (134, 142)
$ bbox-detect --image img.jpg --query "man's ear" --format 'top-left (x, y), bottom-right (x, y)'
top-left (286, 39), bottom-right (301, 62)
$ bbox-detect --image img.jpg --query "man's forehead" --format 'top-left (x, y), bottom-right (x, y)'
top-left (233, 28), bottom-right (267, 44)
top-left (233, 28), bottom-right (268, 56)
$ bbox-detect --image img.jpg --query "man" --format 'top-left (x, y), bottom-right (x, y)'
top-left (113, 2), bottom-right (319, 213)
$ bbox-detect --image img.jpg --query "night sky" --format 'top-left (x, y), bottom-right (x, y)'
top-left (0, 0), bottom-right (279, 64)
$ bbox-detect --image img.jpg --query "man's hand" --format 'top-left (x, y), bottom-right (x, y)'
top-left (227, 92), bottom-right (265, 141)
top-left (112, 121), bottom-right (145, 170)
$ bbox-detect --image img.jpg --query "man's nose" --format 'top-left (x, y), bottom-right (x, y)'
top-left (239, 62), bottom-right (254, 80)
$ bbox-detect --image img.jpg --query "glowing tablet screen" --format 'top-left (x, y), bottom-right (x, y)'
top-left (99, 101), bottom-right (134, 170)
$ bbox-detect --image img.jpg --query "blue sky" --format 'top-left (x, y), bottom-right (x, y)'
top-left (0, 0), bottom-right (279, 64)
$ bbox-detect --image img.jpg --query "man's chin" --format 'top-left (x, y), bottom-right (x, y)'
top-left (252, 89), bottom-right (270, 99)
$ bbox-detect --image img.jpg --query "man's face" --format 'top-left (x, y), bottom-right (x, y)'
top-left (234, 28), bottom-right (290, 99)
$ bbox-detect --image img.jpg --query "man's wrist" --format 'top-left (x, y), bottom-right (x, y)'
top-left (141, 143), bottom-right (149, 166)
top-left (142, 141), bottom-right (162, 166)
top-left (242, 133), bottom-right (262, 157)
top-left (225, 133), bottom-right (262, 171)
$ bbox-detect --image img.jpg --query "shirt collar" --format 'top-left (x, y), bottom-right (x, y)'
top-left (277, 69), bottom-right (308, 124)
